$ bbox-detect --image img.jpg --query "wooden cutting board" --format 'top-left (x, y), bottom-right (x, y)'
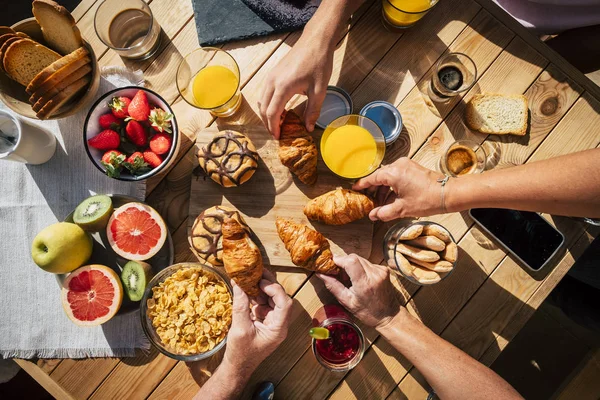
top-left (187, 125), bottom-right (374, 267)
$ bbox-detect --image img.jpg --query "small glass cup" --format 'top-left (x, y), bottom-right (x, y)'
top-left (429, 53), bottom-right (478, 102)
top-left (176, 48), bottom-right (242, 118)
top-left (440, 140), bottom-right (486, 177)
top-left (382, 0), bottom-right (439, 30)
top-left (311, 305), bottom-right (365, 372)
top-left (0, 110), bottom-right (56, 164)
top-left (321, 114), bottom-right (386, 180)
top-left (94, 0), bottom-right (162, 60)
top-left (383, 221), bottom-right (457, 286)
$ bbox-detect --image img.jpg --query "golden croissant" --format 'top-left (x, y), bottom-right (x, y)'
top-left (222, 217), bottom-right (263, 296)
top-left (275, 217), bottom-right (339, 275)
top-left (304, 188), bottom-right (375, 225)
top-left (278, 110), bottom-right (318, 185)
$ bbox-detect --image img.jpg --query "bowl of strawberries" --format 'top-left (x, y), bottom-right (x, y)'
top-left (84, 86), bottom-right (179, 180)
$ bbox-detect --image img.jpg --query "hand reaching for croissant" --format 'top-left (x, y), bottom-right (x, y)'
top-left (353, 158), bottom-right (445, 221)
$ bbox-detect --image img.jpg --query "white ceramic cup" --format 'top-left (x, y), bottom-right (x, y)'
top-left (0, 110), bottom-right (56, 164)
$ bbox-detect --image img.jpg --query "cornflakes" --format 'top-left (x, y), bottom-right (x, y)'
top-left (147, 266), bottom-right (232, 355)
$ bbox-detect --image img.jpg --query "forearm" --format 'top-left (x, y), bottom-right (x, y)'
top-left (446, 149), bottom-right (600, 218)
top-left (303, 0), bottom-right (365, 50)
top-left (378, 309), bottom-right (522, 400)
top-left (192, 359), bottom-right (255, 400)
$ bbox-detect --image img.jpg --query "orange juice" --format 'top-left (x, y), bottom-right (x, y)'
top-left (382, 0), bottom-right (437, 28)
top-left (192, 65), bottom-right (239, 109)
top-left (321, 124), bottom-right (378, 179)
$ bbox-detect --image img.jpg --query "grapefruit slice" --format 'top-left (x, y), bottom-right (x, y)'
top-left (61, 265), bottom-right (123, 326)
top-left (106, 202), bottom-right (167, 261)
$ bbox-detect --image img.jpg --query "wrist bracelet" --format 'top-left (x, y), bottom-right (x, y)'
top-left (437, 175), bottom-right (451, 214)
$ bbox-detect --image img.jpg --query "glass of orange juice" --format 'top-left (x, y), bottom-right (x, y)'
top-left (321, 115), bottom-right (386, 180)
top-left (382, 0), bottom-right (440, 30)
top-left (176, 48), bottom-right (242, 117)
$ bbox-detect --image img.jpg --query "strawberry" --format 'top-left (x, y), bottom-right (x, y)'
top-left (149, 133), bottom-right (172, 155)
top-left (123, 151), bottom-right (151, 175)
top-left (109, 96), bottom-right (131, 119)
top-left (125, 120), bottom-right (148, 147)
top-left (100, 150), bottom-right (125, 178)
top-left (148, 107), bottom-right (173, 133)
top-left (99, 113), bottom-right (121, 130)
top-left (87, 129), bottom-right (120, 150)
top-left (128, 90), bottom-right (150, 121)
top-left (143, 151), bottom-right (163, 168)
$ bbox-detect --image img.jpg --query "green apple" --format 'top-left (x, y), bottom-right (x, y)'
top-left (31, 222), bottom-right (93, 274)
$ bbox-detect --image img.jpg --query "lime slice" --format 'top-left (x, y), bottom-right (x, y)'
top-left (309, 327), bottom-right (330, 340)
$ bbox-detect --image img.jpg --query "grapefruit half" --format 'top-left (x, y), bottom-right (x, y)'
top-left (61, 265), bottom-right (123, 326)
top-left (106, 202), bottom-right (167, 261)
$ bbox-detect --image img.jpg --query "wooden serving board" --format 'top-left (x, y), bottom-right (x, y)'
top-left (187, 125), bottom-right (374, 267)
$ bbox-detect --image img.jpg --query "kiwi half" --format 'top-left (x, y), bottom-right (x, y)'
top-left (73, 195), bottom-right (113, 231)
top-left (121, 261), bottom-right (154, 302)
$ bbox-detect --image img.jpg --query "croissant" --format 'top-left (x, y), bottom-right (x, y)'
top-left (304, 188), bottom-right (375, 225)
top-left (278, 110), bottom-right (318, 185)
top-left (275, 217), bottom-right (339, 275)
top-left (222, 217), bottom-right (263, 296)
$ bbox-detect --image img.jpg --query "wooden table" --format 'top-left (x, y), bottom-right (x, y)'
top-left (14, 0), bottom-right (600, 398)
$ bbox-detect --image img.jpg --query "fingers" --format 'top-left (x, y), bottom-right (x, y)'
top-left (252, 304), bottom-right (271, 321)
top-left (369, 199), bottom-right (405, 221)
top-left (258, 84), bottom-right (275, 134)
top-left (231, 282), bottom-right (252, 327)
top-left (259, 279), bottom-right (291, 310)
top-left (317, 273), bottom-right (353, 306)
top-left (304, 86), bottom-right (327, 132)
top-left (265, 89), bottom-right (290, 139)
top-left (333, 254), bottom-right (367, 282)
top-left (353, 167), bottom-right (391, 191)
top-left (262, 268), bottom-right (277, 283)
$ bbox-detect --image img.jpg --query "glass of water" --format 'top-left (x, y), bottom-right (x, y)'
top-left (94, 0), bottom-right (161, 60)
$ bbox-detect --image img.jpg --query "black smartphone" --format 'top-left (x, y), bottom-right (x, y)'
top-left (469, 208), bottom-right (565, 272)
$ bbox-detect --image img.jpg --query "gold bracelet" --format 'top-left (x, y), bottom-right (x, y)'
top-left (437, 175), bottom-right (451, 214)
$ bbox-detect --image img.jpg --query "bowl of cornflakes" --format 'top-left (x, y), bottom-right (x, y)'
top-left (140, 262), bottom-right (233, 361)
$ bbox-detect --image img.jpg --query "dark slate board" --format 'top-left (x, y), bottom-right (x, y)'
top-left (192, 0), bottom-right (320, 46)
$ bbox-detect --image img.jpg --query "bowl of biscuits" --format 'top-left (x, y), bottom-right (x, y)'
top-left (383, 221), bottom-right (458, 285)
top-left (0, 0), bottom-right (99, 120)
top-left (140, 262), bottom-right (233, 361)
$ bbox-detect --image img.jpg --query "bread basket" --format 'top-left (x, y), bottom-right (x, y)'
top-left (0, 17), bottom-right (100, 120)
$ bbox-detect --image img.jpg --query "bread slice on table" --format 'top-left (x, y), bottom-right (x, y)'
top-left (26, 46), bottom-right (88, 94)
top-left (0, 33), bottom-right (17, 48)
top-left (32, 0), bottom-right (82, 55)
top-left (30, 62), bottom-right (91, 107)
top-left (0, 37), bottom-right (24, 73)
top-left (465, 94), bottom-right (529, 136)
top-left (0, 26), bottom-right (15, 36)
top-left (36, 75), bottom-right (90, 119)
top-left (2, 38), bottom-right (61, 86)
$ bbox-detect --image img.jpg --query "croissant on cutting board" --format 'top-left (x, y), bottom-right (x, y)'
top-left (278, 110), bottom-right (318, 185)
top-left (275, 217), bottom-right (339, 275)
top-left (304, 188), bottom-right (375, 225)
top-left (222, 217), bottom-right (263, 296)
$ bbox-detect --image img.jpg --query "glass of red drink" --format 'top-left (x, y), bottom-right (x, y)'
top-left (311, 305), bottom-right (365, 371)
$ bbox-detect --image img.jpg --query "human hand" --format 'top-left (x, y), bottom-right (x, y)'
top-left (258, 28), bottom-right (334, 139)
top-left (317, 254), bottom-right (402, 329)
top-left (353, 157), bottom-right (445, 221)
top-left (223, 270), bottom-right (293, 374)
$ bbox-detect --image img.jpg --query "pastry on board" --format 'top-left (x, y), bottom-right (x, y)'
top-left (222, 217), bottom-right (263, 296)
top-left (278, 110), bottom-right (318, 185)
top-left (304, 188), bottom-right (374, 225)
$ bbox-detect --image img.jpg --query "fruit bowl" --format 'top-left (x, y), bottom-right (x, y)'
top-left (0, 17), bottom-right (100, 120)
top-left (59, 194), bottom-right (174, 315)
top-left (140, 262), bottom-right (233, 362)
top-left (83, 86), bottom-right (180, 181)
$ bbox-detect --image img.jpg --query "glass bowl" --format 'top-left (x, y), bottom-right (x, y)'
top-left (140, 261), bottom-right (232, 361)
top-left (383, 220), bottom-right (457, 286)
top-left (320, 114), bottom-right (386, 180)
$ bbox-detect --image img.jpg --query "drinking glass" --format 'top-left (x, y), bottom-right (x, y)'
top-left (176, 48), bottom-right (242, 118)
top-left (94, 0), bottom-right (162, 60)
top-left (440, 140), bottom-right (486, 177)
top-left (429, 53), bottom-right (477, 102)
top-left (0, 110), bottom-right (56, 164)
top-left (382, 0), bottom-right (439, 30)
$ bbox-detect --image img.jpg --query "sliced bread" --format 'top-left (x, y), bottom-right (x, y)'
top-left (0, 26), bottom-right (15, 36)
top-left (36, 75), bottom-right (90, 119)
top-left (2, 39), bottom-right (61, 86)
top-left (0, 37), bottom-right (23, 73)
top-left (0, 33), bottom-right (18, 49)
top-left (32, 0), bottom-right (82, 55)
top-left (26, 46), bottom-right (88, 94)
top-left (30, 62), bottom-right (91, 106)
top-left (465, 94), bottom-right (529, 136)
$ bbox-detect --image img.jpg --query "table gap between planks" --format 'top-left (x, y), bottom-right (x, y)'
top-left (12, 0), bottom-right (600, 399)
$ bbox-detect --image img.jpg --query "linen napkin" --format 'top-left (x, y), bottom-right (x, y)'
top-left (0, 67), bottom-right (151, 358)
